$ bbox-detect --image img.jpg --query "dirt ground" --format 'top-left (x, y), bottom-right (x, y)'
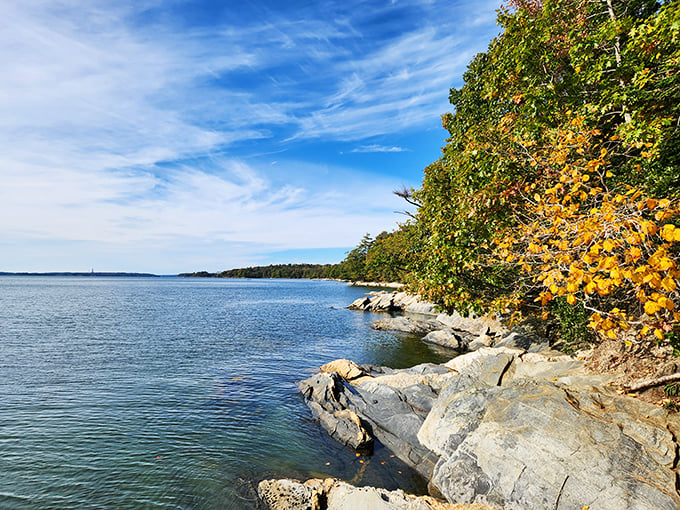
top-left (582, 336), bottom-right (680, 407)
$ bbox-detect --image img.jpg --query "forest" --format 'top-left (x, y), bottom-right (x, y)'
top-left (339, 0), bottom-right (680, 348)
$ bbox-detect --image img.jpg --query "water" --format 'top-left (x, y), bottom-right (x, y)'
top-left (0, 277), bottom-right (453, 509)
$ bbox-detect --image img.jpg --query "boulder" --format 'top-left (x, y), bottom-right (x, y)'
top-left (418, 377), bottom-right (680, 510)
top-left (297, 372), bottom-right (372, 452)
top-left (435, 312), bottom-right (508, 338)
top-left (444, 347), bottom-right (522, 386)
top-left (298, 362), bottom-right (448, 479)
top-left (492, 331), bottom-right (549, 352)
top-left (321, 358), bottom-right (369, 381)
top-left (308, 402), bottom-right (373, 452)
top-left (422, 330), bottom-right (468, 352)
top-left (372, 317), bottom-right (442, 335)
top-left (348, 291), bottom-right (437, 315)
top-left (258, 478), bottom-right (322, 510)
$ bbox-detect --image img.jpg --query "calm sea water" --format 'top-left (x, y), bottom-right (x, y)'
top-left (0, 277), bottom-right (453, 509)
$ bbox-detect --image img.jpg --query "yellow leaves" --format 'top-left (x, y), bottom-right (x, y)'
top-left (644, 300), bottom-right (662, 315)
top-left (662, 276), bottom-right (677, 292)
top-left (537, 291), bottom-right (554, 306)
top-left (655, 329), bottom-right (665, 341)
top-left (602, 239), bottom-right (617, 252)
top-left (628, 246), bottom-right (643, 261)
top-left (661, 224), bottom-right (680, 242)
top-left (640, 220), bottom-right (658, 237)
top-left (658, 257), bottom-right (676, 271)
top-left (491, 122), bottom-right (680, 343)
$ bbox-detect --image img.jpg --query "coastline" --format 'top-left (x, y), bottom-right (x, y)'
top-left (258, 290), bottom-right (680, 510)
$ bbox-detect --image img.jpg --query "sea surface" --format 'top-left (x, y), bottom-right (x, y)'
top-left (0, 276), bottom-right (453, 509)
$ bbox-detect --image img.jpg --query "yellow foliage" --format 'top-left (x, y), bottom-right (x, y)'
top-left (495, 116), bottom-right (680, 342)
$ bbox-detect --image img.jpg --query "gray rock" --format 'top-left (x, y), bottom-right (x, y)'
top-left (372, 317), bottom-right (442, 335)
top-left (297, 363), bottom-right (446, 479)
top-left (297, 372), bottom-right (372, 452)
top-left (308, 402), bottom-right (373, 452)
top-left (444, 347), bottom-right (522, 386)
top-left (422, 330), bottom-right (468, 352)
top-left (435, 312), bottom-right (508, 338)
top-left (348, 291), bottom-right (437, 315)
top-left (493, 331), bottom-right (549, 352)
top-left (418, 378), bottom-right (680, 510)
top-left (258, 478), bottom-right (497, 510)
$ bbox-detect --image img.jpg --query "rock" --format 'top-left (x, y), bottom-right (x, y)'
top-left (348, 296), bottom-right (371, 310)
top-left (418, 378), bottom-right (680, 510)
top-left (321, 358), bottom-right (369, 381)
top-left (444, 347), bottom-right (522, 386)
top-left (493, 331), bottom-right (549, 352)
top-left (296, 372), bottom-right (347, 411)
top-left (298, 363), bottom-right (448, 479)
top-left (297, 372), bottom-right (373, 452)
top-left (422, 330), bottom-right (468, 352)
top-left (372, 317), bottom-right (442, 335)
top-left (258, 478), bottom-right (318, 510)
top-left (503, 350), bottom-right (618, 387)
top-left (308, 402), bottom-right (373, 452)
top-left (258, 478), bottom-right (497, 510)
top-left (348, 291), bottom-right (437, 315)
top-left (435, 312), bottom-right (508, 338)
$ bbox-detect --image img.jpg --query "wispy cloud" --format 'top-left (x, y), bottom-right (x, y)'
top-left (351, 145), bottom-right (409, 153)
top-left (0, 0), bottom-right (502, 272)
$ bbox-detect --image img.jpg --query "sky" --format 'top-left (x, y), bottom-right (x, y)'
top-left (0, 0), bottom-right (502, 274)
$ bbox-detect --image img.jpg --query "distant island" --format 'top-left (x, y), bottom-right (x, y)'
top-left (0, 272), bottom-right (160, 277)
top-left (178, 264), bottom-right (333, 279)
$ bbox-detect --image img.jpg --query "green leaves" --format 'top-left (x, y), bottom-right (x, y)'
top-left (410, 0), bottom-right (680, 337)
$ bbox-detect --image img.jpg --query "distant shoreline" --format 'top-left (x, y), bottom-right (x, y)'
top-left (0, 272), bottom-right (161, 277)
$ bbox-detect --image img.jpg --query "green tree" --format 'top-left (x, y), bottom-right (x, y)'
top-left (412, 0), bottom-right (680, 326)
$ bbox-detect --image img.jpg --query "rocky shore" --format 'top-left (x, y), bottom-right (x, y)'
top-left (258, 291), bottom-right (680, 510)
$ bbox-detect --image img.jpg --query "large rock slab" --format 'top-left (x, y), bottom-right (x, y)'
top-left (418, 377), bottom-right (680, 510)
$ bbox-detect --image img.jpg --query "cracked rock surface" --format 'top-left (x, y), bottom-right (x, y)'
top-left (298, 345), bottom-right (680, 509)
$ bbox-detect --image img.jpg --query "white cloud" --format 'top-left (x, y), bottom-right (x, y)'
top-left (351, 145), bottom-right (409, 153)
top-left (0, 0), bottom-right (501, 272)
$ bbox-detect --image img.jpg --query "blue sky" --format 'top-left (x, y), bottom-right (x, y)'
top-left (0, 0), bottom-right (502, 274)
